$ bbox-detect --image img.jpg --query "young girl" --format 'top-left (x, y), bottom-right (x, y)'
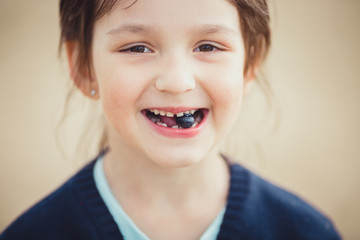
top-left (0, 0), bottom-right (341, 239)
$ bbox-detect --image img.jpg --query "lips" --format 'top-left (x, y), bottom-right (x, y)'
top-left (141, 108), bottom-right (209, 138)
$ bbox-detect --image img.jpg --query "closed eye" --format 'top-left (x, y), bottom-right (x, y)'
top-left (119, 45), bottom-right (152, 53)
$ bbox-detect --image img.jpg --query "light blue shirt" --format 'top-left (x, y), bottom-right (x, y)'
top-left (94, 157), bottom-right (225, 240)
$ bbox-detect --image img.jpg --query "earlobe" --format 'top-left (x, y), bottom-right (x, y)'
top-left (65, 41), bottom-right (99, 99)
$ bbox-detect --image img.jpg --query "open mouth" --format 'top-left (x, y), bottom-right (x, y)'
top-left (142, 108), bottom-right (207, 129)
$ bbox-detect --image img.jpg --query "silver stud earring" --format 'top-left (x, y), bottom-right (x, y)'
top-left (90, 89), bottom-right (96, 96)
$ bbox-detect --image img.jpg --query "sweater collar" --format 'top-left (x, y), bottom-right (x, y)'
top-left (73, 152), bottom-right (249, 240)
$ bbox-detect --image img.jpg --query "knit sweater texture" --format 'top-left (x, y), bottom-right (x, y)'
top-left (0, 154), bottom-right (341, 240)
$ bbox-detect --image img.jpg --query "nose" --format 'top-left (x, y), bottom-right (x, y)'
top-left (155, 55), bottom-right (195, 95)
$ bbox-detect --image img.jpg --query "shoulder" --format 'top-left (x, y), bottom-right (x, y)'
top-left (0, 160), bottom-right (100, 240)
top-left (228, 163), bottom-right (341, 239)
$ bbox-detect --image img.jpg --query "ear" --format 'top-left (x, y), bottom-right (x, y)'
top-left (65, 41), bottom-right (99, 99)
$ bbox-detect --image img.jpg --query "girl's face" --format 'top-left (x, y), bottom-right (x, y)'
top-left (91, 0), bottom-right (248, 167)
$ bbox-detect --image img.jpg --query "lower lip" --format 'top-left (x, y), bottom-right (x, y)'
top-left (143, 110), bottom-right (209, 138)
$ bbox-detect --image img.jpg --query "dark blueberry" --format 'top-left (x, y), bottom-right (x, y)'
top-left (176, 113), bottom-right (195, 128)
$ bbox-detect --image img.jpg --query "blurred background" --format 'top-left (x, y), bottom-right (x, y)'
top-left (0, 0), bottom-right (359, 239)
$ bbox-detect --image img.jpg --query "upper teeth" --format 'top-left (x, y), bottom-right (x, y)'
top-left (150, 109), bottom-right (197, 117)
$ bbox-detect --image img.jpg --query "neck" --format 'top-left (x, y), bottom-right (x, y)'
top-left (103, 145), bottom-right (229, 207)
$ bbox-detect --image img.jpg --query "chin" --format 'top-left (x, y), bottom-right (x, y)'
top-left (147, 149), bottom-right (206, 169)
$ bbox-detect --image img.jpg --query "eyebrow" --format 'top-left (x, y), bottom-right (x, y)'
top-left (107, 24), bottom-right (154, 36)
top-left (107, 23), bottom-right (239, 37)
top-left (197, 24), bottom-right (240, 36)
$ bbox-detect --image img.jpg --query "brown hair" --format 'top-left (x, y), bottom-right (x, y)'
top-left (59, 0), bottom-right (271, 155)
top-left (59, 0), bottom-right (270, 77)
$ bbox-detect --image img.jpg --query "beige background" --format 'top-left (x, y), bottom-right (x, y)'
top-left (0, 0), bottom-right (359, 239)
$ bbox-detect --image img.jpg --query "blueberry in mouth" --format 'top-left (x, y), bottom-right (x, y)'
top-left (144, 109), bottom-right (205, 129)
top-left (176, 113), bottom-right (195, 128)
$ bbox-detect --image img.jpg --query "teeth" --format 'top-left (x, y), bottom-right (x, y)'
top-left (148, 109), bottom-right (203, 129)
top-left (156, 122), bottom-right (167, 127)
top-left (149, 109), bottom-right (199, 118)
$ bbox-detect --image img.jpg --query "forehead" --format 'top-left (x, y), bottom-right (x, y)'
top-left (95, 0), bottom-right (241, 35)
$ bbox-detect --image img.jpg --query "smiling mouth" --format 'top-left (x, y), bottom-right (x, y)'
top-left (142, 108), bottom-right (206, 129)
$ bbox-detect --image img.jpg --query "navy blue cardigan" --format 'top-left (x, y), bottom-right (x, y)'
top-left (0, 155), bottom-right (341, 240)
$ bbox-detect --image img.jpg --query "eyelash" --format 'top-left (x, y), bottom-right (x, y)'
top-left (194, 44), bottom-right (222, 52)
top-left (119, 45), bottom-right (152, 53)
top-left (119, 43), bottom-right (223, 53)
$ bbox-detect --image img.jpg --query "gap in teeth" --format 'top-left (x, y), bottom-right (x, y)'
top-left (147, 109), bottom-right (203, 128)
top-left (150, 109), bottom-right (198, 117)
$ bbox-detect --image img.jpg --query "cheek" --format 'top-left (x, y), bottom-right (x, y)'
top-left (203, 60), bottom-right (245, 108)
top-left (96, 66), bottom-right (146, 123)
top-left (200, 59), bottom-right (245, 130)
top-left (92, 48), bottom-right (146, 112)
top-left (213, 75), bottom-right (244, 127)
top-left (214, 74), bottom-right (244, 106)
